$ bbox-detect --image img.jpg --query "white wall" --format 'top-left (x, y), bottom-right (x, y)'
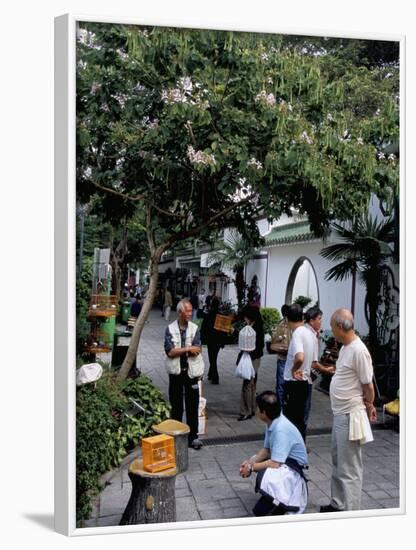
top-left (265, 240), bottom-right (368, 335)
top-left (245, 254), bottom-right (268, 307)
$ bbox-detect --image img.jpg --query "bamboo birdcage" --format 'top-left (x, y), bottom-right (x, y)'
top-left (238, 325), bottom-right (256, 351)
top-left (214, 314), bottom-right (233, 333)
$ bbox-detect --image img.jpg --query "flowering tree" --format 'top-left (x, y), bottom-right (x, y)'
top-left (76, 24), bottom-right (399, 380)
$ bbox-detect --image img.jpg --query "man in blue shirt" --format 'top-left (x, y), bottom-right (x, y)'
top-left (240, 391), bottom-right (308, 516)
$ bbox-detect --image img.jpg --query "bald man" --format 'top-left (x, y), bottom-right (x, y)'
top-left (320, 309), bottom-right (377, 513)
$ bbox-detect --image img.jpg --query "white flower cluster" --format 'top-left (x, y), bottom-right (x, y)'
top-left (101, 103), bottom-right (110, 113)
top-left (338, 130), bottom-right (351, 143)
top-left (261, 52), bottom-right (269, 61)
top-left (138, 29), bottom-right (149, 37)
top-left (357, 137), bottom-right (364, 145)
top-left (162, 77), bottom-right (209, 110)
top-left (139, 150), bottom-right (159, 162)
top-left (142, 116), bottom-right (160, 130)
top-left (279, 98), bottom-right (293, 112)
top-left (113, 93), bottom-right (129, 108)
top-left (378, 152), bottom-right (397, 162)
top-left (116, 48), bottom-right (128, 60)
top-left (255, 90), bottom-right (276, 106)
top-left (300, 131), bottom-right (314, 145)
top-left (326, 113), bottom-right (334, 122)
top-left (187, 145), bottom-right (216, 167)
top-left (90, 82), bottom-right (101, 95)
top-left (247, 158), bottom-right (263, 170)
top-left (134, 82), bottom-right (146, 93)
top-left (238, 177), bottom-right (247, 186)
top-left (77, 29), bottom-right (101, 50)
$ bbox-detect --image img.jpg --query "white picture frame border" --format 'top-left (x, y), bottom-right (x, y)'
top-left (54, 13), bottom-right (406, 536)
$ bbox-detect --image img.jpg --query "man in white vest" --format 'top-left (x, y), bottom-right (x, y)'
top-left (164, 299), bottom-right (205, 450)
top-left (320, 308), bottom-right (377, 512)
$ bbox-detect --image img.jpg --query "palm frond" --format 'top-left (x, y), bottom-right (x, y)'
top-left (324, 259), bottom-right (357, 282)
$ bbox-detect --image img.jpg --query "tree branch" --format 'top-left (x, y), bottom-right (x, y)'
top-left (165, 193), bottom-right (256, 246)
top-left (90, 180), bottom-right (182, 218)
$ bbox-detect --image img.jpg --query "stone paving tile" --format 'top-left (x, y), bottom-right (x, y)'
top-left (189, 479), bottom-right (238, 504)
top-left (219, 497), bottom-right (244, 509)
top-left (222, 506), bottom-right (251, 518)
top-left (99, 483), bottom-right (131, 516)
top-left (378, 499), bottom-right (400, 509)
top-left (199, 509), bottom-right (226, 520)
top-left (184, 473), bottom-right (207, 483)
top-left (176, 487), bottom-right (192, 498)
top-left (96, 514), bottom-right (122, 527)
top-left (176, 496), bottom-right (202, 522)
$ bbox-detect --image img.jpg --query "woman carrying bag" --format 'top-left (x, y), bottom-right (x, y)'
top-left (237, 306), bottom-right (264, 421)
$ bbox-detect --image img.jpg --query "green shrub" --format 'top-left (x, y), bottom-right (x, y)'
top-left (260, 307), bottom-right (281, 335)
top-left (293, 295), bottom-right (312, 310)
top-left (76, 372), bottom-right (171, 525)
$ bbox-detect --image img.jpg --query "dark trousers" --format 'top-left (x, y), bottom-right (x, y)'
top-left (169, 372), bottom-right (199, 443)
top-left (207, 342), bottom-right (221, 382)
top-left (283, 380), bottom-right (309, 441)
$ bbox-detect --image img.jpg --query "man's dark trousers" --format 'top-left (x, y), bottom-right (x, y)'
top-left (283, 380), bottom-right (309, 440)
top-left (169, 371), bottom-right (199, 444)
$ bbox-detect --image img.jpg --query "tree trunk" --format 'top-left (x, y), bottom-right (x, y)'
top-left (366, 270), bottom-right (381, 360)
top-left (119, 459), bottom-right (177, 525)
top-left (116, 243), bottom-right (166, 381)
top-left (351, 268), bottom-right (356, 317)
top-left (110, 228), bottom-right (128, 297)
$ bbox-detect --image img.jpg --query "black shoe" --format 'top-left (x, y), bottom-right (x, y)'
top-left (189, 438), bottom-right (203, 450)
top-left (319, 504), bottom-right (341, 513)
top-left (237, 414), bottom-right (252, 421)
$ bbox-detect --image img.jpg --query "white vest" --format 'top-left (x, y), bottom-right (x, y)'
top-left (165, 320), bottom-right (205, 379)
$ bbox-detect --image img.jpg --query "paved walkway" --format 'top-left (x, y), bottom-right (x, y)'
top-left (83, 309), bottom-right (400, 527)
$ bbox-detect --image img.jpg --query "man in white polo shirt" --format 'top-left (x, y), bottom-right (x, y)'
top-left (283, 303), bottom-right (317, 441)
top-left (320, 308), bottom-right (377, 512)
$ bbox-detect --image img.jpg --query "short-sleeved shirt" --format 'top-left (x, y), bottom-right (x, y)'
top-left (330, 337), bottom-right (373, 415)
top-left (284, 325), bottom-right (318, 383)
top-left (164, 323), bottom-right (201, 372)
top-left (264, 414), bottom-right (308, 467)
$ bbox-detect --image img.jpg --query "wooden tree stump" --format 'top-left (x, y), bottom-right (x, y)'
top-left (152, 419), bottom-right (190, 473)
top-left (119, 459), bottom-right (177, 525)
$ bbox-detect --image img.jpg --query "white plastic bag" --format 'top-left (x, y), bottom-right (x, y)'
top-left (235, 351), bottom-right (255, 380)
top-left (76, 363), bottom-right (103, 386)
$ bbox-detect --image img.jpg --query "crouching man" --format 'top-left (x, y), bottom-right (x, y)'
top-left (239, 391), bottom-right (308, 516)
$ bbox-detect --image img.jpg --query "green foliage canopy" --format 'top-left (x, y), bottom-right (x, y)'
top-left (76, 24), bottom-right (399, 244)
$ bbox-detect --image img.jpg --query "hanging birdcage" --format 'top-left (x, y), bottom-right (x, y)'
top-left (238, 325), bottom-right (256, 351)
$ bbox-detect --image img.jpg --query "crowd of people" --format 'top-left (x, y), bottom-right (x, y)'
top-left (162, 293), bottom-right (378, 517)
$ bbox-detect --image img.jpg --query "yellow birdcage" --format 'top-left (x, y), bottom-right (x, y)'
top-left (142, 434), bottom-right (176, 473)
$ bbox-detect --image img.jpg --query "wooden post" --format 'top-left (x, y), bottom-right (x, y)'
top-left (152, 419), bottom-right (190, 473)
top-left (120, 459), bottom-right (177, 525)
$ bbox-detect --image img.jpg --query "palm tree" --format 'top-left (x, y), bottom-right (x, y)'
top-left (207, 229), bottom-right (257, 309)
top-left (320, 214), bottom-right (394, 356)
